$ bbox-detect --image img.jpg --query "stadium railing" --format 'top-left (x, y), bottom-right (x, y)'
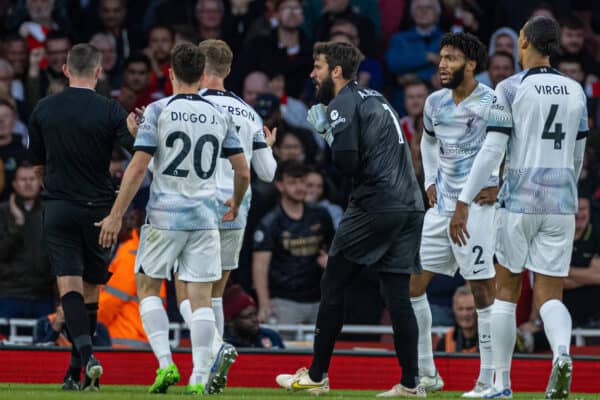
top-left (2, 319), bottom-right (600, 347)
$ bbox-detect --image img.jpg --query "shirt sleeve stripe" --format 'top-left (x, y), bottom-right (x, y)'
top-left (221, 147), bottom-right (244, 158)
top-left (133, 146), bottom-right (157, 155)
top-left (577, 130), bottom-right (589, 140)
top-left (424, 127), bottom-right (435, 137)
top-left (486, 126), bottom-right (511, 136)
top-left (253, 142), bottom-right (268, 150)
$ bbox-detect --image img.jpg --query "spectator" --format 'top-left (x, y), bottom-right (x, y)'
top-left (0, 99), bottom-right (27, 201)
top-left (385, 0), bottom-right (442, 113)
top-left (1, 34), bottom-right (27, 103)
top-left (112, 53), bottom-right (156, 112)
top-left (486, 51), bottom-right (515, 89)
top-left (427, 273), bottom-right (465, 326)
top-left (400, 78), bottom-right (428, 188)
top-left (89, 33), bottom-right (121, 91)
top-left (305, 168), bottom-right (343, 228)
top-left (17, 0), bottom-right (67, 50)
top-left (252, 161), bottom-right (334, 325)
top-left (556, 56), bottom-right (585, 86)
top-left (223, 284), bottom-right (284, 349)
top-left (557, 15), bottom-right (600, 82)
top-left (476, 27), bottom-right (520, 88)
top-left (25, 30), bottom-right (70, 112)
top-left (255, 92), bottom-right (283, 130)
top-left (33, 305), bottom-right (111, 347)
top-left (313, 0), bottom-right (377, 57)
top-left (0, 62), bottom-right (28, 144)
top-left (273, 127), bottom-right (308, 162)
top-left (0, 163), bottom-right (54, 319)
top-left (563, 193), bottom-right (600, 327)
top-left (194, 0), bottom-right (228, 42)
top-left (242, 70), bottom-right (269, 107)
top-left (98, 224), bottom-right (167, 348)
top-left (96, 0), bottom-right (144, 67)
top-left (328, 17), bottom-right (383, 91)
top-left (144, 25), bottom-right (175, 97)
top-left (435, 285), bottom-right (479, 353)
top-left (236, 0), bottom-right (313, 98)
top-left (267, 73), bottom-right (312, 130)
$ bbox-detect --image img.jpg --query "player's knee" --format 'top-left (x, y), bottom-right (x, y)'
top-left (469, 279), bottom-right (495, 308)
top-left (408, 274), bottom-right (428, 298)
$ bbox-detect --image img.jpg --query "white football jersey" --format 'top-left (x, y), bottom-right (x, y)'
top-left (199, 88), bottom-right (266, 229)
top-left (134, 94), bottom-right (242, 230)
top-left (489, 67), bottom-right (589, 214)
top-left (423, 83), bottom-right (498, 215)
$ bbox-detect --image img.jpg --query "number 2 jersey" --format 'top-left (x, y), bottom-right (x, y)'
top-left (133, 94), bottom-right (243, 230)
top-left (489, 67), bottom-right (589, 214)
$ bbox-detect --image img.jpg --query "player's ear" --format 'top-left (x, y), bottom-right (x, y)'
top-left (466, 59), bottom-right (476, 74)
top-left (168, 68), bottom-right (174, 83)
top-left (332, 65), bottom-right (343, 80)
top-left (62, 64), bottom-right (70, 79)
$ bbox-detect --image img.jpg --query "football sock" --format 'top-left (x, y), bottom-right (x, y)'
top-left (86, 302), bottom-right (98, 338)
top-left (140, 296), bottom-right (173, 369)
top-left (382, 272), bottom-right (418, 389)
top-left (476, 305), bottom-right (494, 386)
top-left (61, 291), bottom-right (92, 366)
top-left (410, 294), bottom-right (436, 378)
top-left (179, 299), bottom-right (192, 328)
top-left (540, 299), bottom-right (572, 362)
top-left (491, 300), bottom-right (516, 391)
top-left (212, 297), bottom-right (224, 336)
top-left (190, 307), bottom-right (215, 386)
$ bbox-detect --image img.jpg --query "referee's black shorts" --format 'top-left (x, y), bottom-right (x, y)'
top-left (43, 199), bottom-right (112, 284)
top-left (329, 206), bottom-right (424, 274)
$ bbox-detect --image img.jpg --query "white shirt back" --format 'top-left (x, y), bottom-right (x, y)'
top-left (489, 67), bottom-right (589, 214)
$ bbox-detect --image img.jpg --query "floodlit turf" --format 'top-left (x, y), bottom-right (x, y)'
top-left (0, 384), bottom-right (598, 399)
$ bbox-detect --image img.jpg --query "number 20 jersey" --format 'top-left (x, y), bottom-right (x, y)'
top-left (133, 94), bottom-right (243, 230)
top-left (489, 67), bottom-right (589, 214)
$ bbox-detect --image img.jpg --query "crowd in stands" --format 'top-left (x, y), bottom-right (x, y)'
top-left (1, 0), bottom-right (600, 352)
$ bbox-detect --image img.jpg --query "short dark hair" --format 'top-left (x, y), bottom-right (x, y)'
top-left (403, 77), bottom-right (429, 91)
top-left (560, 15), bottom-right (583, 31)
top-left (197, 39), bottom-right (233, 78)
top-left (313, 41), bottom-right (364, 80)
top-left (489, 51), bottom-right (515, 68)
top-left (171, 43), bottom-right (205, 85)
top-left (124, 52), bottom-right (151, 71)
top-left (440, 32), bottom-right (488, 74)
top-left (67, 44), bottom-right (102, 77)
top-left (275, 160), bottom-right (309, 182)
top-left (555, 55), bottom-right (583, 68)
top-left (524, 16), bottom-right (561, 57)
top-left (0, 97), bottom-right (16, 113)
top-left (149, 24), bottom-right (175, 41)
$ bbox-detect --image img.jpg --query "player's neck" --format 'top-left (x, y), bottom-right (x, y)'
top-left (280, 197), bottom-right (304, 219)
top-left (333, 79), bottom-right (352, 97)
top-left (452, 78), bottom-right (478, 104)
top-left (522, 54), bottom-right (551, 70)
top-left (172, 81), bottom-right (201, 95)
top-left (201, 75), bottom-right (226, 91)
top-left (69, 79), bottom-right (97, 90)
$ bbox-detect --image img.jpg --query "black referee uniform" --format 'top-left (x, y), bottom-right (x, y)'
top-left (308, 82), bottom-right (424, 389)
top-left (28, 87), bottom-right (133, 283)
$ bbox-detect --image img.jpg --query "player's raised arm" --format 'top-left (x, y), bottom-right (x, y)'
top-left (251, 126), bottom-right (277, 182)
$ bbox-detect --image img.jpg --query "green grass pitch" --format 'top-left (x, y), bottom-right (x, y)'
top-left (0, 384), bottom-right (598, 399)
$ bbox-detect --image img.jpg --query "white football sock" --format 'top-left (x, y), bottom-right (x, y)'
top-left (410, 294), bottom-right (436, 377)
top-left (476, 305), bottom-right (494, 386)
top-left (140, 296), bottom-right (173, 369)
top-left (190, 307), bottom-right (215, 386)
top-left (491, 300), bottom-right (516, 391)
top-left (212, 297), bottom-right (224, 336)
top-left (179, 299), bottom-right (192, 328)
top-left (539, 299), bottom-right (572, 362)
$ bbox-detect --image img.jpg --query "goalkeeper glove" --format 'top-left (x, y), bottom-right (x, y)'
top-left (307, 104), bottom-right (334, 146)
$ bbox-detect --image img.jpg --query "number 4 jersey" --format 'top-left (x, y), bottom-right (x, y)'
top-left (489, 67), bottom-right (589, 214)
top-left (134, 94), bottom-right (243, 230)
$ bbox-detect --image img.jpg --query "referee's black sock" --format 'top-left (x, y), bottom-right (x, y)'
top-left (61, 291), bottom-right (92, 366)
top-left (379, 272), bottom-right (419, 388)
top-left (65, 329), bottom-right (82, 381)
top-left (86, 302), bottom-right (99, 338)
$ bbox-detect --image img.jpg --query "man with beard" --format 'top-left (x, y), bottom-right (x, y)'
top-left (275, 41), bottom-right (426, 397)
top-left (409, 32), bottom-right (498, 398)
top-left (145, 25), bottom-right (175, 96)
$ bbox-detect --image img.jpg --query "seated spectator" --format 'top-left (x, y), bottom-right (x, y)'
top-left (563, 192), bottom-right (600, 327)
top-left (16, 0), bottom-right (68, 50)
top-left (194, 0), bottom-right (229, 43)
top-left (2, 34), bottom-right (28, 93)
top-left (144, 25), bottom-right (175, 97)
top-left (435, 285), bottom-right (478, 353)
top-left (252, 161), bottom-right (334, 326)
top-left (305, 168), bottom-right (343, 228)
top-left (223, 284), bottom-right (284, 349)
top-left (556, 56), bottom-right (585, 86)
top-left (0, 163), bottom-right (54, 319)
top-left (267, 73), bottom-right (312, 131)
top-left (0, 60), bottom-right (28, 141)
top-left (112, 53), bottom-right (158, 112)
top-left (25, 30), bottom-right (70, 113)
top-left (33, 305), bottom-right (111, 347)
top-left (98, 223), bottom-right (167, 348)
top-left (557, 15), bottom-right (599, 84)
top-left (89, 33), bottom-right (121, 91)
top-left (0, 99), bottom-right (27, 201)
top-left (426, 273), bottom-right (465, 326)
top-left (485, 51), bottom-right (515, 89)
top-left (476, 27), bottom-right (519, 87)
top-left (400, 79), bottom-right (428, 144)
top-left (242, 70), bottom-right (269, 108)
top-left (385, 0), bottom-right (442, 113)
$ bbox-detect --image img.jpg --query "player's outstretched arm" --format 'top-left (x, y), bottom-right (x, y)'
top-left (95, 151), bottom-right (152, 248)
top-left (251, 126), bottom-right (277, 182)
top-left (223, 153), bottom-right (250, 221)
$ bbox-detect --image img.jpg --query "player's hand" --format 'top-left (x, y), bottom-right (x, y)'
top-left (263, 125), bottom-right (277, 147)
top-left (127, 106), bottom-right (145, 137)
top-left (95, 214), bottom-right (122, 248)
top-left (307, 104), bottom-right (330, 134)
top-left (317, 249), bottom-right (328, 269)
top-left (426, 185), bottom-right (437, 208)
top-left (9, 193), bottom-right (25, 226)
top-left (449, 201), bottom-right (470, 247)
top-left (222, 199), bottom-right (239, 222)
top-left (474, 186), bottom-right (498, 206)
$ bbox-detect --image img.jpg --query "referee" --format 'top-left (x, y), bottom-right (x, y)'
top-left (28, 43), bottom-right (137, 390)
top-left (276, 42), bottom-right (426, 397)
